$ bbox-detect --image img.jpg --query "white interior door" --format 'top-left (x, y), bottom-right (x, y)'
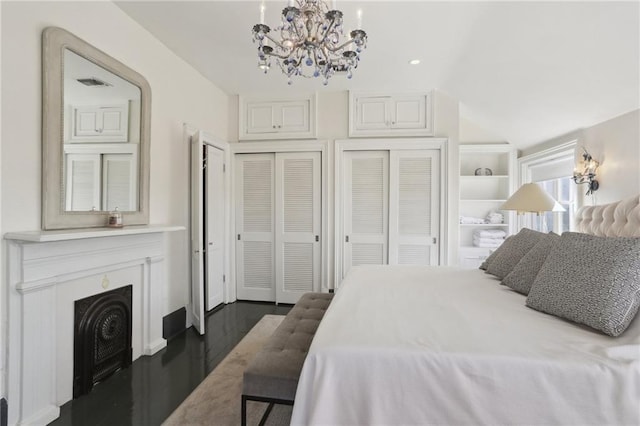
top-left (389, 150), bottom-right (440, 265)
top-left (205, 145), bottom-right (225, 310)
top-left (190, 136), bottom-right (206, 334)
top-left (235, 153), bottom-right (276, 302)
top-left (343, 150), bottom-right (389, 277)
top-left (275, 152), bottom-right (321, 304)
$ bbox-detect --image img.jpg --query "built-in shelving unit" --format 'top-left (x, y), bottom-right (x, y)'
top-left (458, 144), bottom-right (516, 268)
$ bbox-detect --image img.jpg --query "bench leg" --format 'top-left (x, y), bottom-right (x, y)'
top-left (258, 402), bottom-right (275, 426)
top-left (242, 395), bottom-right (294, 426)
top-left (241, 395), bottom-right (247, 426)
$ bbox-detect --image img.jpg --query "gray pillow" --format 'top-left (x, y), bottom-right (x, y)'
top-left (502, 232), bottom-right (560, 295)
top-left (479, 236), bottom-right (512, 270)
top-left (485, 228), bottom-right (546, 279)
top-left (526, 232), bottom-right (640, 337)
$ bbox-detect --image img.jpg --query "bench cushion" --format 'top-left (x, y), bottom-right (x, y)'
top-left (242, 293), bottom-right (333, 401)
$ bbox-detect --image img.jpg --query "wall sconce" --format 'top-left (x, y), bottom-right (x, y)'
top-left (572, 147), bottom-right (599, 195)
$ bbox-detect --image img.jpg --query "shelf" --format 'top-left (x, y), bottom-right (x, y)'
top-left (4, 225), bottom-right (185, 242)
top-left (460, 245), bottom-right (497, 250)
top-left (459, 223), bottom-right (508, 227)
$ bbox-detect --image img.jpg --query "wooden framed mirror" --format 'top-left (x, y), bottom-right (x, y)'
top-left (42, 27), bottom-right (150, 229)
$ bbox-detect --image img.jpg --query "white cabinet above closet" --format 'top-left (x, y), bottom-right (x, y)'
top-left (239, 95), bottom-right (317, 140)
top-left (349, 92), bottom-right (433, 137)
top-left (70, 104), bottom-right (129, 142)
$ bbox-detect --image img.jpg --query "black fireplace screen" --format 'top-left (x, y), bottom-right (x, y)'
top-left (73, 285), bottom-right (132, 398)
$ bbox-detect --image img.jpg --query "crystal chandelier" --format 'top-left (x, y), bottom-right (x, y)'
top-left (252, 0), bottom-right (367, 85)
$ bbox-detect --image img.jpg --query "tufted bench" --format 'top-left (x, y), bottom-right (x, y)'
top-left (241, 292), bottom-right (334, 426)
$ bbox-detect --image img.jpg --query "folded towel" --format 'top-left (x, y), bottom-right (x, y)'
top-left (486, 211), bottom-right (504, 224)
top-left (474, 229), bottom-right (507, 238)
top-left (473, 237), bottom-right (504, 248)
top-left (460, 216), bottom-right (486, 224)
top-left (474, 241), bottom-right (503, 248)
top-left (473, 236), bottom-right (505, 245)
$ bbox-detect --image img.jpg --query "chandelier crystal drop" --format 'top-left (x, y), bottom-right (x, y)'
top-left (252, 0), bottom-right (367, 85)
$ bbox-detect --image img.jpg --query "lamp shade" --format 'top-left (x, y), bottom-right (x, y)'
top-left (500, 183), bottom-right (566, 214)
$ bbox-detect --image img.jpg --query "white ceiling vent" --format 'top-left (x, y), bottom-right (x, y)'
top-left (76, 77), bottom-right (112, 87)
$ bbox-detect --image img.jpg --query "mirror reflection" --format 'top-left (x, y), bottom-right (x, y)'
top-left (63, 49), bottom-right (141, 212)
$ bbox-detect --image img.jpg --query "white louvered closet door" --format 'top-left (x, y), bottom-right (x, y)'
top-left (275, 152), bottom-right (321, 304)
top-left (343, 151), bottom-right (389, 277)
top-left (235, 154), bottom-right (276, 301)
top-left (65, 154), bottom-right (101, 211)
top-left (389, 150), bottom-right (440, 265)
top-left (102, 153), bottom-right (137, 211)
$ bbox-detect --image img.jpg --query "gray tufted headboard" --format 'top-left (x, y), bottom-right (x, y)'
top-left (575, 195), bottom-right (640, 237)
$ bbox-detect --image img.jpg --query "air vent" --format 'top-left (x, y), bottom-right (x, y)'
top-left (76, 77), bottom-right (112, 87)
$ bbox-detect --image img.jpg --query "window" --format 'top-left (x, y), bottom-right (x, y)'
top-left (518, 141), bottom-right (577, 234)
top-left (533, 177), bottom-right (576, 234)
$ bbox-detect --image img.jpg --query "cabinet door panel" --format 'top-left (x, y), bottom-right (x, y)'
top-left (102, 153), bottom-right (136, 211)
top-left (343, 151), bottom-right (389, 277)
top-left (75, 110), bottom-right (100, 136)
top-left (100, 108), bottom-right (128, 137)
top-left (235, 154), bottom-right (276, 301)
top-left (65, 154), bottom-right (101, 211)
top-left (275, 152), bottom-right (321, 304)
top-left (355, 97), bottom-right (389, 130)
top-left (278, 101), bottom-right (309, 133)
top-left (246, 103), bottom-right (277, 134)
top-left (392, 96), bottom-right (426, 129)
top-left (389, 150), bottom-right (440, 265)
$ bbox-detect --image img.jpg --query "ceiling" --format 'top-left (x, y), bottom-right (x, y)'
top-left (116, 1), bottom-right (639, 149)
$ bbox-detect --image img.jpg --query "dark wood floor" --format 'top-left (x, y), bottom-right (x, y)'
top-left (50, 301), bottom-right (292, 426)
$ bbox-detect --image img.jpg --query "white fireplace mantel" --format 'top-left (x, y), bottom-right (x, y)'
top-left (5, 225), bottom-right (183, 426)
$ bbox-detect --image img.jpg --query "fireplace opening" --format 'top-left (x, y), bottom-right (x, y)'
top-left (73, 285), bottom-right (132, 398)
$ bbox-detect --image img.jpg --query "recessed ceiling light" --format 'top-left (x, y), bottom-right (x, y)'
top-left (409, 59), bottom-right (421, 65)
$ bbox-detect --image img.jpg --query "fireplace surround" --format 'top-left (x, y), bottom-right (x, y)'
top-left (5, 225), bottom-right (182, 426)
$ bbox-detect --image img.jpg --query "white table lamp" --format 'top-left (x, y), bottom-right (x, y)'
top-left (501, 183), bottom-right (565, 231)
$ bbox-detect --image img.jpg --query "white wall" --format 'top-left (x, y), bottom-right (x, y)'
top-left (459, 116), bottom-right (506, 143)
top-left (579, 109), bottom-right (640, 205)
top-left (522, 109), bottom-right (640, 206)
top-left (1, 1), bottom-right (231, 400)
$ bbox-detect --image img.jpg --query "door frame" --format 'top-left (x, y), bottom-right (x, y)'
top-left (334, 138), bottom-right (449, 288)
top-left (230, 140), bottom-right (331, 296)
top-left (189, 128), bottom-right (231, 334)
top-left (197, 132), bottom-right (232, 304)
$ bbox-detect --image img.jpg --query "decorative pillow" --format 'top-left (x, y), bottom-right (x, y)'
top-left (479, 236), bottom-right (512, 270)
top-left (502, 232), bottom-right (560, 295)
top-left (485, 228), bottom-right (546, 279)
top-left (526, 232), bottom-right (640, 337)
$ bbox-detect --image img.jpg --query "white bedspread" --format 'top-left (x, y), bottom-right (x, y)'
top-left (291, 265), bottom-right (640, 425)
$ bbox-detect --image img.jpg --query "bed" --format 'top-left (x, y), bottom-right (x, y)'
top-left (291, 195), bottom-right (640, 425)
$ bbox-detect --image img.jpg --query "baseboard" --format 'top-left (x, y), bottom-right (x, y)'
top-left (163, 307), bottom-right (187, 341)
top-left (144, 339), bottom-right (167, 356)
top-left (1, 398), bottom-right (7, 426)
